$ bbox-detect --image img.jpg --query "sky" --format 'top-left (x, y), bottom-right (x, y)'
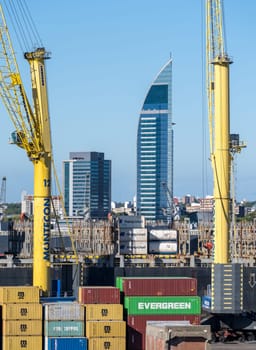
top-left (0, 0), bottom-right (256, 203)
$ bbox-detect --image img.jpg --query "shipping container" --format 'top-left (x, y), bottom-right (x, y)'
top-left (0, 286), bottom-right (40, 304)
top-left (119, 241), bottom-right (147, 255)
top-left (44, 320), bottom-right (84, 337)
top-left (145, 323), bottom-right (211, 350)
top-left (1, 303), bottom-right (42, 320)
top-left (149, 229), bottom-right (177, 241)
top-left (118, 215), bottom-right (145, 228)
top-left (2, 336), bottom-right (42, 350)
top-left (45, 337), bottom-right (87, 350)
top-left (127, 318), bottom-right (200, 350)
top-left (88, 337), bottom-right (126, 350)
top-left (2, 319), bottom-right (42, 336)
top-left (124, 296), bottom-right (201, 315)
top-left (86, 320), bottom-right (126, 338)
top-left (148, 241), bottom-right (177, 254)
top-left (120, 228), bottom-right (147, 241)
top-left (127, 315), bottom-right (200, 332)
top-left (122, 277), bottom-right (197, 296)
top-left (44, 302), bottom-right (84, 320)
top-left (79, 286), bottom-right (120, 304)
top-left (84, 304), bottom-right (123, 321)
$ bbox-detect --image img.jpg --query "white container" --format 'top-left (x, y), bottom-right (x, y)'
top-left (149, 229), bottom-right (178, 241)
top-left (120, 228), bottom-right (147, 241)
top-left (44, 302), bottom-right (84, 321)
top-left (119, 241), bottom-right (147, 255)
top-left (148, 241), bottom-right (177, 254)
top-left (118, 215), bottom-right (145, 228)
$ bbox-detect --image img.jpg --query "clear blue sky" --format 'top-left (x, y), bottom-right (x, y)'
top-left (0, 0), bottom-right (255, 203)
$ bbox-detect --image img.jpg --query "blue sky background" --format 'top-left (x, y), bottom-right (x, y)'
top-left (0, 0), bottom-right (255, 203)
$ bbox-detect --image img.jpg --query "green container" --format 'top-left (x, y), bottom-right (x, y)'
top-left (44, 320), bottom-right (84, 337)
top-left (115, 276), bottom-right (123, 290)
top-left (124, 296), bottom-right (201, 315)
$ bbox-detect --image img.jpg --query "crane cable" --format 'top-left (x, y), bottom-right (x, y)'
top-left (2, 0), bottom-right (43, 53)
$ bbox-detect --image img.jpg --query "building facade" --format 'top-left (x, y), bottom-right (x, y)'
top-left (63, 152), bottom-right (111, 219)
top-left (137, 59), bottom-right (173, 222)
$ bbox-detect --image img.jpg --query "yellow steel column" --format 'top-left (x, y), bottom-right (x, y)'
top-left (213, 57), bottom-right (231, 264)
top-left (33, 156), bottom-right (51, 292)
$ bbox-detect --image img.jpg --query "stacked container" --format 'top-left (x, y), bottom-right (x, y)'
top-left (79, 286), bottom-right (126, 350)
top-left (117, 277), bottom-right (201, 350)
top-left (0, 286), bottom-right (42, 350)
top-left (43, 302), bottom-right (87, 350)
top-left (118, 215), bottom-right (147, 255)
top-left (148, 229), bottom-right (178, 254)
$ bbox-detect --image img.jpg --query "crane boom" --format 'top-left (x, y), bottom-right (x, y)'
top-left (0, 6), bottom-right (52, 292)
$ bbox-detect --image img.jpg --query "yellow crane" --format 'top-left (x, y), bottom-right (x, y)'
top-left (0, 6), bottom-right (51, 293)
top-left (206, 0), bottom-right (244, 314)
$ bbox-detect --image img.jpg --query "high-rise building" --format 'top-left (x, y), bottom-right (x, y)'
top-left (137, 59), bottom-right (173, 222)
top-left (63, 152), bottom-right (111, 219)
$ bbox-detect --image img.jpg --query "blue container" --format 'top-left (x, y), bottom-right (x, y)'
top-left (45, 337), bottom-right (87, 350)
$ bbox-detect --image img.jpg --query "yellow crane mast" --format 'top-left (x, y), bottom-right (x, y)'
top-left (206, 0), bottom-right (244, 313)
top-left (0, 6), bottom-right (51, 293)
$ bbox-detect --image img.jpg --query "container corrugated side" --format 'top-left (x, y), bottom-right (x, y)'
top-left (148, 241), bottom-right (177, 254)
top-left (44, 320), bottom-right (84, 337)
top-left (84, 304), bottom-right (123, 321)
top-left (149, 229), bottom-right (178, 241)
top-left (2, 319), bottom-right (42, 336)
top-left (127, 315), bottom-right (200, 332)
top-left (45, 337), bottom-right (87, 350)
top-left (0, 286), bottom-right (40, 304)
top-left (123, 277), bottom-right (197, 296)
top-left (44, 302), bottom-right (84, 320)
top-left (124, 296), bottom-right (201, 315)
top-left (119, 241), bottom-right (147, 255)
top-left (86, 320), bottom-right (126, 338)
top-left (88, 337), bottom-right (125, 350)
top-left (78, 286), bottom-right (120, 304)
top-left (1, 303), bottom-right (42, 320)
top-left (2, 336), bottom-right (42, 350)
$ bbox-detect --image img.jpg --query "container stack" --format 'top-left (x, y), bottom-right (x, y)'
top-left (148, 229), bottom-right (178, 255)
top-left (117, 277), bottom-right (201, 350)
top-left (0, 286), bottom-right (42, 350)
top-left (118, 215), bottom-right (147, 255)
top-left (43, 301), bottom-right (87, 350)
top-left (79, 286), bottom-right (126, 350)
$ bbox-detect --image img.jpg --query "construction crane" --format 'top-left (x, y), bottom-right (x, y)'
top-left (0, 6), bottom-right (51, 293)
top-left (205, 0), bottom-right (255, 336)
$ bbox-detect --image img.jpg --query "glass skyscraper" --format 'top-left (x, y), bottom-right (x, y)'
top-left (63, 152), bottom-right (111, 219)
top-left (137, 59), bottom-right (173, 222)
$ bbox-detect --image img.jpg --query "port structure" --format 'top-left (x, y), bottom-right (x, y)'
top-left (0, 6), bottom-right (52, 292)
top-left (206, 0), bottom-right (245, 315)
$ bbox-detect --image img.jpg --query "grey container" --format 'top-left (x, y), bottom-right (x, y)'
top-left (44, 302), bottom-right (84, 321)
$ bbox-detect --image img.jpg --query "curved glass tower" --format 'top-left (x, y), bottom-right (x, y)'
top-left (137, 59), bottom-right (173, 222)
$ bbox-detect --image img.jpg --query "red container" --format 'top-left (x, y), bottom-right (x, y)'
top-left (122, 277), bottom-right (197, 296)
top-left (79, 286), bottom-right (120, 304)
top-left (126, 315), bottom-right (201, 350)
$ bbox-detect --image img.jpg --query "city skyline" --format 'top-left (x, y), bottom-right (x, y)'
top-left (0, 1), bottom-right (255, 203)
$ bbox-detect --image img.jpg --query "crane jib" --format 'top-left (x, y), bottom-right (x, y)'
top-left (43, 197), bottom-right (50, 260)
